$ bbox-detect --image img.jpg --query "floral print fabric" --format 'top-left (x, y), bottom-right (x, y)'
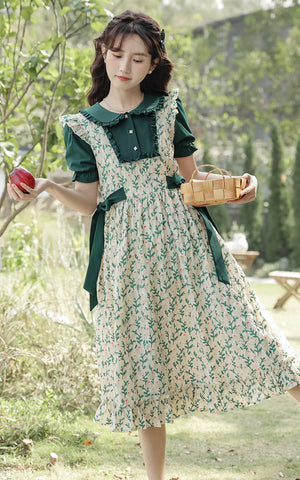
top-left (61, 90), bottom-right (300, 432)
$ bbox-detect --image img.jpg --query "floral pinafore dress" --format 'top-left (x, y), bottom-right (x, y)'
top-left (61, 89), bottom-right (300, 432)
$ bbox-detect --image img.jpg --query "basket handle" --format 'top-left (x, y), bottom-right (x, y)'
top-left (191, 164), bottom-right (232, 181)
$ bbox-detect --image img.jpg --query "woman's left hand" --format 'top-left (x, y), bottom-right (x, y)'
top-left (228, 173), bottom-right (257, 204)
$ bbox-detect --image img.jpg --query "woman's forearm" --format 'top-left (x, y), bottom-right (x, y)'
top-left (7, 177), bottom-right (98, 216)
top-left (46, 180), bottom-right (98, 215)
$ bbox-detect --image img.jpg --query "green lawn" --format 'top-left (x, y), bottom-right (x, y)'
top-left (0, 281), bottom-right (299, 480)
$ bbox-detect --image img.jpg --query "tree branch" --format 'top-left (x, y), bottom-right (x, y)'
top-left (0, 202), bottom-right (31, 237)
top-left (0, 42), bottom-right (62, 125)
top-left (37, 0), bottom-right (67, 177)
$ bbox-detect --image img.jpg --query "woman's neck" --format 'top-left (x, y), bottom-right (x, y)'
top-left (101, 88), bottom-right (144, 113)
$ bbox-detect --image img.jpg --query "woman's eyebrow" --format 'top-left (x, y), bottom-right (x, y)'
top-left (113, 48), bottom-right (149, 56)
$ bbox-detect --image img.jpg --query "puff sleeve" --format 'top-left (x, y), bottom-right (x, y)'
top-left (174, 98), bottom-right (198, 158)
top-left (63, 125), bottom-right (99, 183)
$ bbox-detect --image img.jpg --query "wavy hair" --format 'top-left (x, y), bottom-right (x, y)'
top-left (87, 10), bottom-right (173, 106)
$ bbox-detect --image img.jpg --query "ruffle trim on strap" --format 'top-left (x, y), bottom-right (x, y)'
top-left (94, 366), bottom-right (300, 432)
top-left (59, 113), bottom-right (91, 145)
top-left (165, 88), bottom-right (179, 120)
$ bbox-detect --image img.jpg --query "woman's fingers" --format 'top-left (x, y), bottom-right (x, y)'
top-left (228, 174), bottom-right (257, 204)
top-left (7, 178), bottom-right (48, 202)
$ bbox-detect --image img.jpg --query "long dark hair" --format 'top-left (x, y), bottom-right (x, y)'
top-left (87, 10), bottom-right (173, 106)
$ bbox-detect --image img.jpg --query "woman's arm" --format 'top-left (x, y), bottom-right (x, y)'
top-left (175, 155), bottom-right (257, 204)
top-left (7, 178), bottom-right (98, 216)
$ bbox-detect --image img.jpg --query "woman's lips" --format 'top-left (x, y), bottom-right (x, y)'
top-left (117, 76), bottom-right (130, 81)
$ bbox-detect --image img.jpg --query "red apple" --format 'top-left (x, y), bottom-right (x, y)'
top-left (9, 167), bottom-right (35, 193)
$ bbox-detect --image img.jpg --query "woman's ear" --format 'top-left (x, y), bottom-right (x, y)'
top-left (101, 45), bottom-right (107, 60)
top-left (149, 58), bottom-right (159, 74)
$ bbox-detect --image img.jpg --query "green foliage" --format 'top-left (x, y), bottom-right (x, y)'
top-left (291, 137), bottom-right (300, 267)
top-left (165, 6), bottom-right (300, 148)
top-left (0, 0), bottom-right (109, 236)
top-left (239, 134), bottom-right (264, 254)
top-left (0, 280), bottom-right (98, 413)
top-left (227, 6), bottom-right (300, 144)
top-left (1, 205), bottom-right (88, 272)
top-left (267, 125), bottom-right (292, 262)
top-left (0, 397), bottom-right (79, 446)
top-left (2, 218), bottom-right (39, 272)
top-left (0, 207), bottom-right (97, 412)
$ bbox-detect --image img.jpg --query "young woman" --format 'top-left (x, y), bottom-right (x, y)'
top-left (8, 10), bottom-right (300, 480)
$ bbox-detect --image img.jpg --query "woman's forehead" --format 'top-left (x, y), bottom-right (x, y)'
top-left (109, 33), bottom-right (150, 54)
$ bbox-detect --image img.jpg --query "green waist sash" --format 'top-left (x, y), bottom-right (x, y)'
top-left (84, 174), bottom-right (229, 311)
top-left (84, 187), bottom-right (127, 311)
top-left (167, 173), bottom-right (230, 286)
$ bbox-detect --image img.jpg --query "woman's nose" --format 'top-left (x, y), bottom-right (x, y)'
top-left (119, 57), bottom-right (130, 73)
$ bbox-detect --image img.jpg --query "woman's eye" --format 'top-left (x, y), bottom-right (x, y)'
top-left (113, 54), bottom-right (122, 58)
top-left (134, 59), bottom-right (143, 63)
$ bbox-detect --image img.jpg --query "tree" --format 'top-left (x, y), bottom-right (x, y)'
top-left (291, 137), bottom-right (300, 267)
top-left (226, 5), bottom-right (300, 145)
top-left (0, 0), bottom-right (109, 237)
top-left (267, 125), bottom-right (292, 262)
top-left (239, 134), bottom-right (264, 253)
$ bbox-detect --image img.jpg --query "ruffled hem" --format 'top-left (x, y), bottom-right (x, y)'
top-left (72, 169), bottom-right (99, 183)
top-left (94, 366), bottom-right (300, 432)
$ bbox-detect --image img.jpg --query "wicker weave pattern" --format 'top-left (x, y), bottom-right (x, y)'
top-left (180, 164), bottom-right (247, 207)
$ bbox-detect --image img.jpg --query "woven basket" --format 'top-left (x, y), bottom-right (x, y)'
top-left (180, 164), bottom-right (247, 207)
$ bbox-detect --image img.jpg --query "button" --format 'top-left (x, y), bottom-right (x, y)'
top-left (133, 146), bottom-right (138, 151)
top-left (129, 129), bottom-right (133, 134)
top-left (124, 114), bottom-right (128, 118)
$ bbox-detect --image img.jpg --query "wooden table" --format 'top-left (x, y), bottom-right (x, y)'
top-left (268, 270), bottom-right (300, 308)
top-left (232, 251), bottom-right (259, 275)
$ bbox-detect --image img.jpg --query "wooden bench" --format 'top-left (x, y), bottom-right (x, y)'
top-left (232, 251), bottom-right (259, 275)
top-left (268, 271), bottom-right (300, 309)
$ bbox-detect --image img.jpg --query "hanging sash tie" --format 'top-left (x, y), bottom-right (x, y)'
top-left (167, 173), bottom-right (230, 286)
top-left (84, 187), bottom-right (127, 311)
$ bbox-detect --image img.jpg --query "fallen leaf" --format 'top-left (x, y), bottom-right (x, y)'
top-left (82, 439), bottom-right (93, 446)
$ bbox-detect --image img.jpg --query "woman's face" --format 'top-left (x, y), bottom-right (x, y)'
top-left (103, 34), bottom-right (154, 93)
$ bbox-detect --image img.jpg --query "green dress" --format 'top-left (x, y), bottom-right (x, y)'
top-left (60, 89), bottom-right (300, 432)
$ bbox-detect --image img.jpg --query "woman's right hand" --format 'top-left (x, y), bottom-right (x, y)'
top-left (7, 177), bottom-right (50, 202)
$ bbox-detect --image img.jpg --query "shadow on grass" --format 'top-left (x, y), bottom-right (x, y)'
top-left (165, 394), bottom-right (300, 479)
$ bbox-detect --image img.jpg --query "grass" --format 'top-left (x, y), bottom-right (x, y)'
top-left (0, 395), bottom-right (299, 480)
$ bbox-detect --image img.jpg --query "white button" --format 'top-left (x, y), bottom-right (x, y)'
top-left (133, 146), bottom-right (138, 151)
top-left (129, 129), bottom-right (133, 134)
top-left (124, 114), bottom-right (128, 118)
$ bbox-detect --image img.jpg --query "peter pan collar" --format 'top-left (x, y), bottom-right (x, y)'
top-left (79, 93), bottom-right (166, 127)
